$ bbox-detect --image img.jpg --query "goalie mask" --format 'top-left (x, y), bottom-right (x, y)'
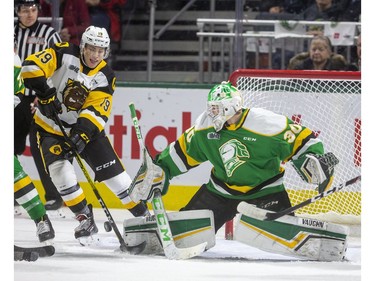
top-left (207, 81), bottom-right (243, 131)
top-left (80, 26), bottom-right (110, 59)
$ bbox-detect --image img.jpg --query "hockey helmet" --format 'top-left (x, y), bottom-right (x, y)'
top-left (80, 26), bottom-right (110, 59)
top-left (207, 81), bottom-right (243, 131)
top-left (15, 0), bottom-right (40, 12)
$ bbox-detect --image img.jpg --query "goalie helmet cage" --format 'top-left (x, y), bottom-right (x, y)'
top-left (225, 69), bottom-right (361, 239)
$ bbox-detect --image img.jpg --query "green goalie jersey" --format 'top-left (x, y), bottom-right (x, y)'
top-left (155, 107), bottom-right (325, 200)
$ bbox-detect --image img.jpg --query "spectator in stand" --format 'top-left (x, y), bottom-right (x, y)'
top-left (86, 0), bottom-right (110, 35)
top-left (336, 0), bottom-right (361, 22)
top-left (40, 0), bottom-right (91, 45)
top-left (258, 0), bottom-right (285, 14)
top-left (248, 0), bottom-right (299, 69)
top-left (356, 33), bottom-right (361, 70)
top-left (302, 0), bottom-right (343, 36)
top-left (86, 0), bottom-right (127, 44)
top-left (14, 0), bottom-right (63, 214)
top-left (347, 33), bottom-right (361, 71)
top-left (282, 0), bottom-right (314, 14)
top-left (335, 0), bottom-right (361, 68)
top-left (303, 0), bottom-right (342, 21)
top-left (288, 35), bottom-right (348, 70)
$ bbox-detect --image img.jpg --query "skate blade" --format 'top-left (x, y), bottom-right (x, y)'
top-left (77, 234), bottom-right (100, 247)
top-left (46, 208), bottom-right (66, 219)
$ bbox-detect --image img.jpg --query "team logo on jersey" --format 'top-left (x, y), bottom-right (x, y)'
top-left (207, 132), bottom-right (220, 140)
top-left (49, 144), bottom-right (63, 155)
top-left (62, 79), bottom-right (89, 111)
top-left (219, 139), bottom-right (250, 177)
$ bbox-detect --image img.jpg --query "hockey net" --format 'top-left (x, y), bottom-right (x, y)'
top-left (227, 69), bottom-right (361, 236)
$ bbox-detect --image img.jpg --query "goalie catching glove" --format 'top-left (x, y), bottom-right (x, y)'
top-left (292, 152), bottom-right (339, 192)
top-left (129, 147), bottom-right (169, 202)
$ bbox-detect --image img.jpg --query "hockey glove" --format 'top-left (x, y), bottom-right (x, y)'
top-left (129, 147), bottom-right (169, 202)
top-left (37, 87), bottom-right (62, 119)
top-left (292, 152), bottom-right (339, 193)
top-left (62, 129), bottom-right (90, 159)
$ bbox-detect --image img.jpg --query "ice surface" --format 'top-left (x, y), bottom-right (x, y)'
top-left (14, 207), bottom-right (361, 281)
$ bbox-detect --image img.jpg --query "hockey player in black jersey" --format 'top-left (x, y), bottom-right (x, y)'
top-left (21, 26), bottom-right (148, 243)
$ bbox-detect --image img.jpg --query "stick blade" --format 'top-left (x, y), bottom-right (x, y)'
top-left (164, 242), bottom-right (207, 260)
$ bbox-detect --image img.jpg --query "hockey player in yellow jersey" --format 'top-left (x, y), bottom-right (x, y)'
top-left (21, 26), bottom-right (148, 243)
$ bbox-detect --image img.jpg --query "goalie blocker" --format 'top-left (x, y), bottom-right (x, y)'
top-left (123, 209), bottom-right (215, 255)
top-left (235, 202), bottom-right (349, 261)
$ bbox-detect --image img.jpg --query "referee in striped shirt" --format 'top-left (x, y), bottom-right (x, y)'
top-left (14, 0), bottom-right (63, 211)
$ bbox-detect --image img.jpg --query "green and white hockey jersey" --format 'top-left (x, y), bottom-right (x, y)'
top-left (14, 53), bottom-right (25, 107)
top-left (155, 107), bottom-right (324, 200)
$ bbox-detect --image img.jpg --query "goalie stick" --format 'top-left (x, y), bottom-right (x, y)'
top-left (129, 102), bottom-right (207, 260)
top-left (14, 245), bottom-right (55, 261)
top-left (53, 113), bottom-right (145, 254)
top-left (238, 175), bottom-right (361, 221)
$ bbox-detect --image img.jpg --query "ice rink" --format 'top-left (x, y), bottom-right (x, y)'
top-left (13, 207), bottom-right (363, 281)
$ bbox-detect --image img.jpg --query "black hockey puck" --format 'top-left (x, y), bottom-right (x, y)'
top-left (104, 221), bottom-right (112, 232)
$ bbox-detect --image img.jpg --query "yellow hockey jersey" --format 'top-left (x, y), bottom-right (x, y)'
top-left (21, 42), bottom-right (116, 139)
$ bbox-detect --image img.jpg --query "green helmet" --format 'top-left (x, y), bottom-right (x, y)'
top-left (207, 81), bottom-right (243, 131)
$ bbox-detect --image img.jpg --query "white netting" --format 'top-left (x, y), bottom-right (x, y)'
top-left (229, 69), bottom-right (361, 225)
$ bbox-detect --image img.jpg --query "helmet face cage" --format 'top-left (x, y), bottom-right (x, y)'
top-left (207, 81), bottom-right (243, 131)
top-left (80, 26), bottom-right (110, 59)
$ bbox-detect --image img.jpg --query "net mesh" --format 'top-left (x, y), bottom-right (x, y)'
top-left (230, 70), bottom-right (361, 224)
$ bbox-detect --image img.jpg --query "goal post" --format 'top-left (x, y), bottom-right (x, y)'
top-left (226, 69), bottom-right (361, 238)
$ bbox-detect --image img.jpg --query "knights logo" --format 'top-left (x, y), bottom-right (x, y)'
top-left (219, 139), bottom-right (250, 177)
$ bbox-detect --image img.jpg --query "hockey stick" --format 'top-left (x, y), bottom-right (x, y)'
top-left (53, 113), bottom-right (145, 254)
top-left (129, 102), bottom-right (207, 260)
top-left (14, 244), bottom-right (55, 259)
top-left (238, 175), bottom-right (361, 221)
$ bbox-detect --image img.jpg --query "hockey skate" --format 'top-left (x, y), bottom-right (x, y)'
top-left (35, 214), bottom-right (55, 243)
top-left (74, 204), bottom-right (98, 246)
top-left (45, 198), bottom-right (65, 219)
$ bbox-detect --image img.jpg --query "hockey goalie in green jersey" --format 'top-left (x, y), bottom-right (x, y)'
top-left (129, 81), bottom-right (347, 261)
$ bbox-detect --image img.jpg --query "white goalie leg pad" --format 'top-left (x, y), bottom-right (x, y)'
top-left (234, 205), bottom-right (349, 261)
top-left (123, 209), bottom-right (215, 255)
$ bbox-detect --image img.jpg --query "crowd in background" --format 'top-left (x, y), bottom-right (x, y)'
top-left (26, 0), bottom-right (361, 72)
